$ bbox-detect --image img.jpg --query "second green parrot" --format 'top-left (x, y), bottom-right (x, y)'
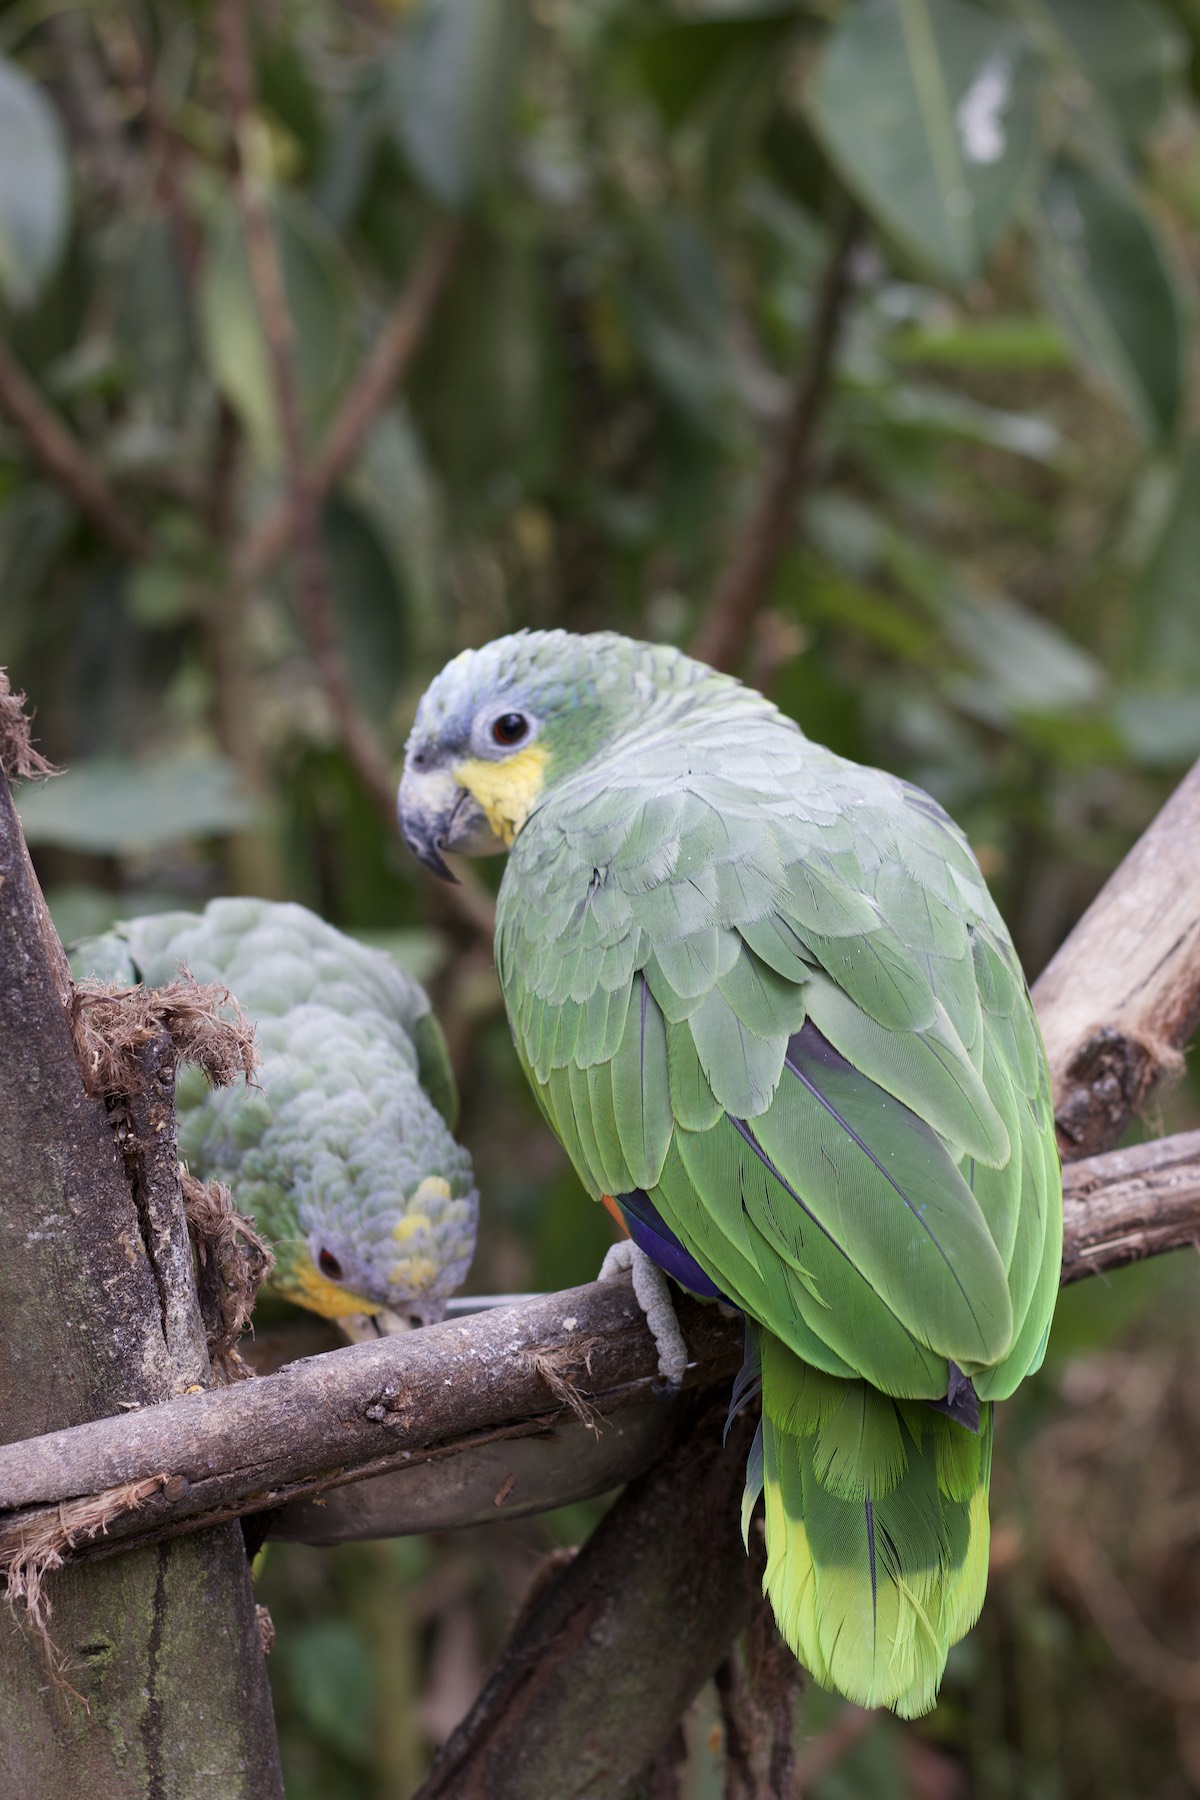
top-left (73, 897), bottom-right (478, 1324)
top-left (399, 629), bottom-right (1062, 1718)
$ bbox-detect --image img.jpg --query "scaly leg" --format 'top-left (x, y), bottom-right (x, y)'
top-left (598, 1238), bottom-right (689, 1390)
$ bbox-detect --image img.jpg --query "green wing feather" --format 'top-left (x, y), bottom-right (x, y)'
top-left (497, 695), bottom-right (1060, 1716)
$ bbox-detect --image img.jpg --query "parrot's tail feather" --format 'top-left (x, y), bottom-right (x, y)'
top-left (724, 1322), bottom-right (762, 1444)
top-left (754, 1329), bottom-right (992, 1718)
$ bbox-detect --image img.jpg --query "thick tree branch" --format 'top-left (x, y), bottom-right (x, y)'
top-left (413, 1393), bottom-right (760, 1800)
top-left (0, 345), bottom-right (146, 560)
top-left (0, 1126), bottom-right (1197, 1563)
top-left (691, 207), bottom-right (862, 675)
top-left (1032, 756), bottom-right (1200, 1159)
top-left (0, 1283), bottom-right (741, 1537)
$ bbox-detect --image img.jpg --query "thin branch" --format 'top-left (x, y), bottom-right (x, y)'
top-left (1059, 1129), bottom-right (1200, 1282)
top-left (0, 344), bottom-right (146, 559)
top-left (1032, 755), bottom-right (1200, 1159)
top-left (235, 223), bottom-right (463, 583)
top-left (0, 1125), bottom-right (1198, 1562)
top-left (217, 4), bottom-right (400, 806)
top-left (214, 11), bottom-right (492, 934)
top-left (691, 207), bottom-right (862, 675)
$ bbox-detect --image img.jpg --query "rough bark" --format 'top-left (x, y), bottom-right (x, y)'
top-left (412, 1394), bottom-right (760, 1800)
top-left (1060, 1128), bottom-right (1200, 1283)
top-left (0, 771), bottom-right (283, 1799)
top-left (1032, 755), bottom-right (1200, 1159)
top-left (0, 1282), bottom-right (743, 1545)
top-left (117, 1029), bottom-right (213, 1395)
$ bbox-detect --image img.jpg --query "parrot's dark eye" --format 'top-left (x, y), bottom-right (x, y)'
top-left (318, 1249), bottom-right (344, 1280)
top-left (492, 712), bottom-right (529, 747)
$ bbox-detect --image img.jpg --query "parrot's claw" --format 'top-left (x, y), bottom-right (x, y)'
top-left (599, 1239), bottom-right (689, 1392)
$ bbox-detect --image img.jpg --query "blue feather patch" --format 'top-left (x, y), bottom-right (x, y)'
top-left (611, 1188), bottom-right (729, 1302)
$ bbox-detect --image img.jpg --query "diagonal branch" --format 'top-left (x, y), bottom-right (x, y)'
top-left (215, 11), bottom-right (492, 935)
top-left (217, 7), bottom-right (418, 812)
top-left (235, 223), bottom-right (462, 584)
top-left (413, 1391), bottom-right (760, 1800)
top-left (0, 345), bottom-right (147, 560)
top-left (691, 206), bottom-right (862, 675)
top-left (1032, 754), bottom-right (1200, 1159)
top-left (218, 0), bottom-right (360, 782)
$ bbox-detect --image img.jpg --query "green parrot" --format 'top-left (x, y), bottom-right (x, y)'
top-left (72, 897), bottom-right (477, 1325)
top-left (398, 629), bottom-right (1061, 1718)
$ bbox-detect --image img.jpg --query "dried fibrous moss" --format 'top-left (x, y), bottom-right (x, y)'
top-left (72, 980), bottom-right (269, 1380)
top-left (3, 1476), bottom-right (168, 1691)
top-left (72, 977), bottom-right (260, 1099)
top-left (182, 1171), bottom-right (274, 1383)
top-left (0, 672), bottom-right (58, 781)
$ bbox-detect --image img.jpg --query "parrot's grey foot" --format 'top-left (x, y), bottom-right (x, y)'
top-left (599, 1239), bottom-right (689, 1391)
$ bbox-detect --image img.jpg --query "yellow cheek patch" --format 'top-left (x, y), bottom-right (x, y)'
top-left (389, 1254), bottom-right (440, 1292)
top-left (453, 744), bottom-right (549, 846)
top-left (290, 1262), bottom-right (380, 1320)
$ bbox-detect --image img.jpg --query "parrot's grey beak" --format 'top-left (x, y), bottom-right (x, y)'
top-left (398, 764), bottom-right (497, 883)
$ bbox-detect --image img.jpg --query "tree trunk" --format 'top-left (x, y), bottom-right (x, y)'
top-left (0, 770), bottom-right (283, 1798)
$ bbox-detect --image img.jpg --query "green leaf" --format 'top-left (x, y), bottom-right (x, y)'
top-left (885, 313), bottom-right (1070, 370)
top-left (321, 495), bottom-right (408, 727)
top-left (113, 218), bottom-right (194, 403)
top-left (409, 232), bottom-right (550, 505)
top-left (256, 31), bottom-right (327, 173)
top-left (124, 561), bottom-right (197, 630)
top-left (792, 552), bottom-right (936, 660)
top-left (348, 927), bottom-right (444, 985)
top-left (633, 8), bottom-right (803, 129)
top-left (1113, 690), bottom-right (1200, 765)
top-left (945, 590), bottom-right (1106, 720)
top-left (1038, 0), bottom-right (1187, 145)
top-left (279, 1621), bottom-right (374, 1763)
top-left (1035, 159), bottom-right (1185, 442)
top-left (14, 755), bottom-right (261, 853)
top-left (387, 0), bottom-right (524, 211)
top-left (1125, 438), bottom-right (1200, 682)
top-left (807, 0), bottom-right (1044, 283)
top-left (0, 55), bottom-right (70, 308)
top-left (0, 486), bottom-right (75, 632)
top-left (859, 383), bottom-right (1065, 465)
top-left (198, 192), bottom-right (353, 465)
top-left (349, 408), bottom-right (442, 635)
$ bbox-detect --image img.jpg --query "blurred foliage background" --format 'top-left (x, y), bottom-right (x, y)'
top-left (3, 0), bottom-right (1200, 1793)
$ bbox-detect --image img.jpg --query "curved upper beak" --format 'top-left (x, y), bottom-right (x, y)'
top-left (398, 764), bottom-right (499, 882)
